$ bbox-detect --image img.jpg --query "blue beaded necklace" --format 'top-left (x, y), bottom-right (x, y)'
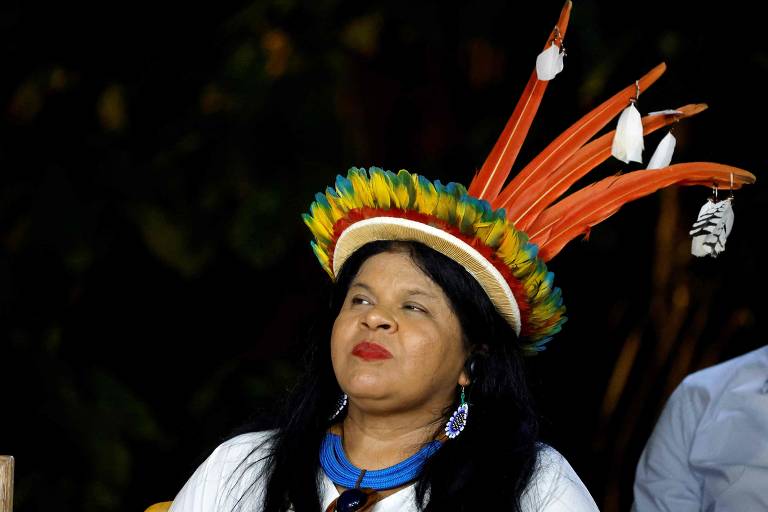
top-left (319, 432), bottom-right (442, 490)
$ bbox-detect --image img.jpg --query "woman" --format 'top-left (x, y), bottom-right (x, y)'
top-left (168, 239), bottom-right (597, 511)
top-left (165, 3), bottom-right (754, 511)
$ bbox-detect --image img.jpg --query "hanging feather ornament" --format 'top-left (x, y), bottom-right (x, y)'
top-left (647, 131), bottom-right (677, 169)
top-left (536, 41), bottom-right (565, 81)
top-left (690, 196), bottom-right (734, 257)
top-left (611, 100), bottom-right (644, 163)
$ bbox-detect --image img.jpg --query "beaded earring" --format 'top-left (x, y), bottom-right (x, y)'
top-left (329, 393), bottom-right (348, 421)
top-left (444, 387), bottom-right (469, 439)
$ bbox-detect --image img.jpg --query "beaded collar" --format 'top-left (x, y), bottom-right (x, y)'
top-left (319, 432), bottom-right (442, 491)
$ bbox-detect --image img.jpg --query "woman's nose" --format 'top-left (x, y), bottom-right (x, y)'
top-left (362, 305), bottom-right (397, 331)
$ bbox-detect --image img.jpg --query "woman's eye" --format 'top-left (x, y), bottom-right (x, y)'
top-left (351, 297), bottom-right (371, 305)
top-left (404, 303), bottom-right (427, 313)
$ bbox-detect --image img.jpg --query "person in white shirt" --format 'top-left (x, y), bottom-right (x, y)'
top-left (633, 345), bottom-right (768, 511)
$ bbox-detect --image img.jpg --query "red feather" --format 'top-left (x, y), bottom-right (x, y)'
top-left (528, 163), bottom-right (756, 260)
top-left (467, 0), bottom-right (573, 202)
top-left (506, 104), bottom-right (707, 232)
top-left (493, 63), bottom-right (668, 213)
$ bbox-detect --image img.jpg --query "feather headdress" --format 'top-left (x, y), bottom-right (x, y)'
top-left (303, 1), bottom-right (756, 352)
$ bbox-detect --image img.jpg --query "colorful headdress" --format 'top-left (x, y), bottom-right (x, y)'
top-left (303, 1), bottom-right (756, 353)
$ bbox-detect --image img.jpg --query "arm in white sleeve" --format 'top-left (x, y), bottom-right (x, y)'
top-left (522, 445), bottom-right (600, 512)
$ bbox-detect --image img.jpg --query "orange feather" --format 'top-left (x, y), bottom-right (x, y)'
top-left (528, 163), bottom-right (756, 260)
top-left (467, 0), bottom-right (572, 202)
top-left (493, 63), bottom-right (668, 212)
top-left (505, 104), bottom-right (707, 232)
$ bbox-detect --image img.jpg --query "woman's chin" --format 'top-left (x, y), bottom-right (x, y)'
top-left (344, 373), bottom-right (393, 400)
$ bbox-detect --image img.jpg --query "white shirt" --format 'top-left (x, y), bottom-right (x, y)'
top-left (632, 345), bottom-right (768, 512)
top-left (169, 431), bottom-right (599, 511)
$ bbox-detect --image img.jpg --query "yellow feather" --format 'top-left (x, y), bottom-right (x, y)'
top-left (415, 177), bottom-right (438, 214)
top-left (384, 172), bottom-right (401, 208)
top-left (369, 170), bottom-right (391, 209)
top-left (304, 214), bottom-right (333, 245)
top-left (456, 201), bottom-right (478, 234)
top-left (497, 230), bottom-right (525, 267)
top-left (310, 201), bottom-right (335, 235)
top-left (325, 189), bottom-right (346, 222)
top-left (474, 221), bottom-right (493, 243)
top-left (477, 218), bottom-right (507, 248)
top-left (335, 187), bottom-right (358, 211)
top-left (310, 242), bottom-right (333, 279)
top-left (349, 171), bottom-right (374, 208)
top-left (435, 191), bottom-right (457, 224)
top-left (529, 274), bottom-right (553, 300)
top-left (393, 170), bottom-right (412, 208)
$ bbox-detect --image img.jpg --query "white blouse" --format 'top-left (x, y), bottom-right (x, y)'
top-left (169, 431), bottom-right (599, 511)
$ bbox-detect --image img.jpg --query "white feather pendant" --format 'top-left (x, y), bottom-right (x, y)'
top-left (690, 197), bottom-right (734, 257)
top-left (535, 43), bottom-right (564, 81)
top-left (611, 103), bottom-right (644, 163)
top-left (647, 131), bottom-right (677, 169)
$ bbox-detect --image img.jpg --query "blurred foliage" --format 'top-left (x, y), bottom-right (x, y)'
top-left (1, 1), bottom-right (765, 511)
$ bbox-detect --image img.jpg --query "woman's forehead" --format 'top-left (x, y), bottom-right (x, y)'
top-left (352, 251), bottom-right (441, 293)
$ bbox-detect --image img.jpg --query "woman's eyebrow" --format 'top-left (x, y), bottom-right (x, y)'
top-left (348, 281), bottom-right (372, 292)
top-left (404, 289), bottom-right (437, 299)
top-left (350, 281), bottom-right (437, 299)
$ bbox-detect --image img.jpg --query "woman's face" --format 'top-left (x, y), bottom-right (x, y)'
top-left (331, 250), bottom-right (470, 418)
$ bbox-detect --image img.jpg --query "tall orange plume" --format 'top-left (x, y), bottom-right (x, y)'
top-left (505, 104), bottom-right (708, 232)
top-left (528, 163), bottom-right (756, 260)
top-left (493, 63), bottom-right (668, 213)
top-left (467, 0), bottom-right (572, 202)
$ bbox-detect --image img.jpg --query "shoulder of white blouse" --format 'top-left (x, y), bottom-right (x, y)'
top-left (210, 430), bottom-right (276, 464)
top-left (168, 430), bottom-right (276, 512)
top-left (520, 444), bottom-right (600, 512)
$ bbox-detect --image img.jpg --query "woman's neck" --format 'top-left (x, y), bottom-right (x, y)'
top-left (338, 407), bottom-right (443, 470)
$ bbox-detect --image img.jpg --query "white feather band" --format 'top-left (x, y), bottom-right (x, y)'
top-left (333, 217), bottom-right (522, 335)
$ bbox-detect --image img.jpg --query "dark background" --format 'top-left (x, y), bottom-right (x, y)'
top-left (1, 1), bottom-right (765, 511)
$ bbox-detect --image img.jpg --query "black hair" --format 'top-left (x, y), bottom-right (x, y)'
top-left (236, 240), bottom-right (539, 511)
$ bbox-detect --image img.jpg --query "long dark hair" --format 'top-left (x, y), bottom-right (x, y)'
top-left (239, 240), bottom-right (539, 511)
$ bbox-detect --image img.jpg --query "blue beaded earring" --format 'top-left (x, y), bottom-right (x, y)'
top-left (330, 393), bottom-right (348, 421)
top-left (444, 387), bottom-right (469, 439)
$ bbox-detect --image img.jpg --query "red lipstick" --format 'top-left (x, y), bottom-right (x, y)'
top-left (352, 341), bottom-right (392, 361)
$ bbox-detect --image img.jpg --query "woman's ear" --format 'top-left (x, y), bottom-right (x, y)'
top-left (460, 356), bottom-right (476, 386)
top-left (463, 348), bottom-right (487, 386)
